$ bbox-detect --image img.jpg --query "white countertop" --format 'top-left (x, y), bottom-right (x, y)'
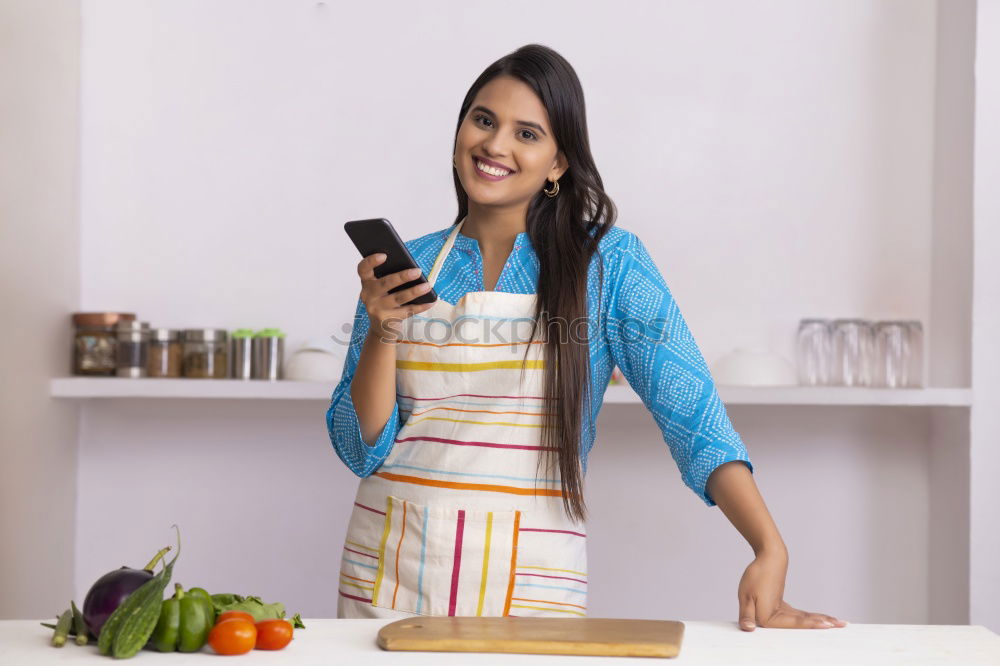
top-left (5, 619), bottom-right (1000, 665)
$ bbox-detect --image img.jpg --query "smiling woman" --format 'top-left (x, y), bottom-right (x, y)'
top-left (327, 43), bottom-right (845, 631)
top-left (331, 44), bottom-right (618, 622)
top-left (448, 49), bottom-right (613, 527)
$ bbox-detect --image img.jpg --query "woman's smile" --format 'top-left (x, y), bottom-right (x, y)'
top-left (472, 156), bottom-right (515, 181)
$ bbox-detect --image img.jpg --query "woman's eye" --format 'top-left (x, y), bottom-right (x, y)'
top-left (472, 114), bottom-right (537, 141)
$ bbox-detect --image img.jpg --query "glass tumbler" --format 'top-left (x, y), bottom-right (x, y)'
top-left (904, 320), bottom-right (924, 387)
top-left (873, 321), bottom-right (911, 388)
top-left (830, 319), bottom-right (875, 387)
top-left (796, 319), bottom-right (832, 386)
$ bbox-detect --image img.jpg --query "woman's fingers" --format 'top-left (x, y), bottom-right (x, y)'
top-left (357, 253), bottom-right (386, 281)
top-left (391, 281), bottom-right (433, 307)
top-left (380, 267), bottom-right (423, 293)
top-left (358, 253), bottom-right (429, 313)
top-left (357, 256), bottom-right (435, 339)
top-left (738, 595), bottom-right (757, 631)
top-left (758, 603), bottom-right (846, 629)
top-left (789, 611), bottom-right (843, 629)
top-left (405, 300), bottom-right (436, 316)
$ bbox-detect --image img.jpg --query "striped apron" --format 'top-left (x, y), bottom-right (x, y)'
top-left (336, 218), bottom-right (589, 619)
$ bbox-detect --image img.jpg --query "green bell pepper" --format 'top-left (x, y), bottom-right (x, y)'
top-left (149, 584), bottom-right (214, 652)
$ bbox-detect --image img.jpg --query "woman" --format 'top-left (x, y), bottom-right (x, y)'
top-left (327, 43), bottom-right (846, 631)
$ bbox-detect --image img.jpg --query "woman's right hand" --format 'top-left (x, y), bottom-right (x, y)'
top-left (358, 253), bottom-right (436, 343)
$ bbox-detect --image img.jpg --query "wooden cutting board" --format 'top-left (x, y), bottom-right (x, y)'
top-left (377, 616), bottom-right (685, 658)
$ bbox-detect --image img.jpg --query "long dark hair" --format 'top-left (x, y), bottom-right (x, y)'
top-left (451, 44), bottom-right (617, 523)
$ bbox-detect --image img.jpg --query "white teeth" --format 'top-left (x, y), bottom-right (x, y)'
top-left (475, 159), bottom-right (510, 177)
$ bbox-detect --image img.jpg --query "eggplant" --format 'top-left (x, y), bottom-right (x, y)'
top-left (81, 546), bottom-right (171, 638)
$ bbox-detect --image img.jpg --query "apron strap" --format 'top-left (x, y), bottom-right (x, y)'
top-left (426, 217), bottom-right (466, 288)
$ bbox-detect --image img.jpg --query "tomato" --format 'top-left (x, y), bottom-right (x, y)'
top-left (215, 611), bottom-right (256, 625)
top-left (207, 618), bottom-right (257, 655)
top-left (255, 619), bottom-right (293, 650)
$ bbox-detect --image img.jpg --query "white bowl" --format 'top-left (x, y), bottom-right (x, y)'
top-left (283, 338), bottom-right (346, 382)
top-left (711, 348), bottom-right (797, 387)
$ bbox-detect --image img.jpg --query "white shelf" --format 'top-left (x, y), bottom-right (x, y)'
top-left (714, 385), bottom-right (972, 406)
top-left (50, 377), bottom-right (972, 406)
top-left (50, 377), bottom-right (332, 400)
top-left (609, 384), bottom-right (971, 406)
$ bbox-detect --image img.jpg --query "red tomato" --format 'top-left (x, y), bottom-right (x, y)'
top-left (215, 611), bottom-right (256, 625)
top-left (255, 619), bottom-right (294, 650)
top-left (208, 618), bottom-right (257, 655)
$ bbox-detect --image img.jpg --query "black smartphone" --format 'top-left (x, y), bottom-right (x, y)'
top-left (343, 218), bottom-right (437, 305)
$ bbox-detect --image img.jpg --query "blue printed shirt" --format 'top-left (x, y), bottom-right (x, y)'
top-left (326, 223), bottom-right (753, 506)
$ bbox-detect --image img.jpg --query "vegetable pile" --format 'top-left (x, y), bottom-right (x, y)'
top-left (43, 525), bottom-right (305, 657)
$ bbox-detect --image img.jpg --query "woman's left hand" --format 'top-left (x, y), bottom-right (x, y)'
top-left (737, 550), bottom-right (848, 631)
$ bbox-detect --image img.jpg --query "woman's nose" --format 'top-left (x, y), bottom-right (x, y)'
top-left (481, 132), bottom-right (512, 158)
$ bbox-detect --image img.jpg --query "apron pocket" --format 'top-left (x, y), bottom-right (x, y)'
top-left (338, 500), bottom-right (387, 606)
top-left (371, 495), bottom-right (521, 617)
top-left (506, 516), bottom-right (589, 617)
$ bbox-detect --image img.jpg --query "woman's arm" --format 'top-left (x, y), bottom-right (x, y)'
top-left (352, 326), bottom-right (401, 446)
top-left (604, 230), bottom-right (846, 631)
top-left (327, 249), bottom-right (435, 475)
top-left (708, 460), bottom-right (847, 631)
top-left (603, 230), bottom-right (752, 506)
top-left (326, 297), bottom-right (402, 476)
top-left (706, 460), bottom-right (786, 557)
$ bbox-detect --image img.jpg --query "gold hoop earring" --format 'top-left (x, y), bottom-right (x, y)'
top-left (543, 179), bottom-right (560, 198)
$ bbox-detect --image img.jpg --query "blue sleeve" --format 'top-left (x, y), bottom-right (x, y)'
top-left (604, 232), bottom-right (753, 507)
top-left (325, 296), bottom-right (401, 477)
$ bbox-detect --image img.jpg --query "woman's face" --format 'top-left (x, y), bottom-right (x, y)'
top-left (454, 75), bottom-right (568, 208)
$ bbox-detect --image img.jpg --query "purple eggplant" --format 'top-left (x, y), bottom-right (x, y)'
top-left (81, 546), bottom-right (171, 637)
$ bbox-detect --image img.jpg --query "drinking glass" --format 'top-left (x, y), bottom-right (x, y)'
top-left (873, 321), bottom-right (910, 388)
top-left (796, 319), bottom-right (831, 386)
top-left (904, 320), bottom-right (924, 387)
top-left (830, 319), bottom-right (875, 386)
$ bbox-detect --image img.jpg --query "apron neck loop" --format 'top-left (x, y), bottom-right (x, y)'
top-left (427, 217), bottom-right (466, 288)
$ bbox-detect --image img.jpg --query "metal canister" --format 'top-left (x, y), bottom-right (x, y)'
top-left (230, 329), bottom-right (254, 380)
top-left (115, 320), bottom-right (151, 378)
top-left (251, 328), bottom-right (285, 380)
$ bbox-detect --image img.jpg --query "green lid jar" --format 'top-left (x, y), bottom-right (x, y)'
top-left (230, 329), bottom-right (255, 380)
top-left (251, 328), bottom-right (285, 380)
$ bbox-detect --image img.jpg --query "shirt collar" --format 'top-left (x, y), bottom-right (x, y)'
top-left (450, 225), bottom-right (533, 252)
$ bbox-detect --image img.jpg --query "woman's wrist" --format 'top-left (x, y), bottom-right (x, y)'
top-left (755, 539), bottom-right (789, 562)
top-left (366, 322), bottom-right (399, 345)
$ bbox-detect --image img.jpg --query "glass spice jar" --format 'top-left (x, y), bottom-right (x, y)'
top-left (182, 329), bottom-right (229, 379)
top-left (72, 312), bottom-right (136, 376)
top-left (148, 328), bottom-right (182, 378)
top-left (116, 320), bottom-right (150, 378)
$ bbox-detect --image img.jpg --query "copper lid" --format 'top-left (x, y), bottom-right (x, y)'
top-left (72, 312), bottom-right (137, 327)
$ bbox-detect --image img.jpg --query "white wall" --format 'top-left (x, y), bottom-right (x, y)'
top-left (928, 0), bottom-right (976, 625)
top-left (970, 0), bottom-right (1000, 634)
top-left (68, 0), bottom-right (961, 624)
top-left (0, 0), bottom-right (81, 619)
top-left (79, 0), bottom-right (937, 363)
